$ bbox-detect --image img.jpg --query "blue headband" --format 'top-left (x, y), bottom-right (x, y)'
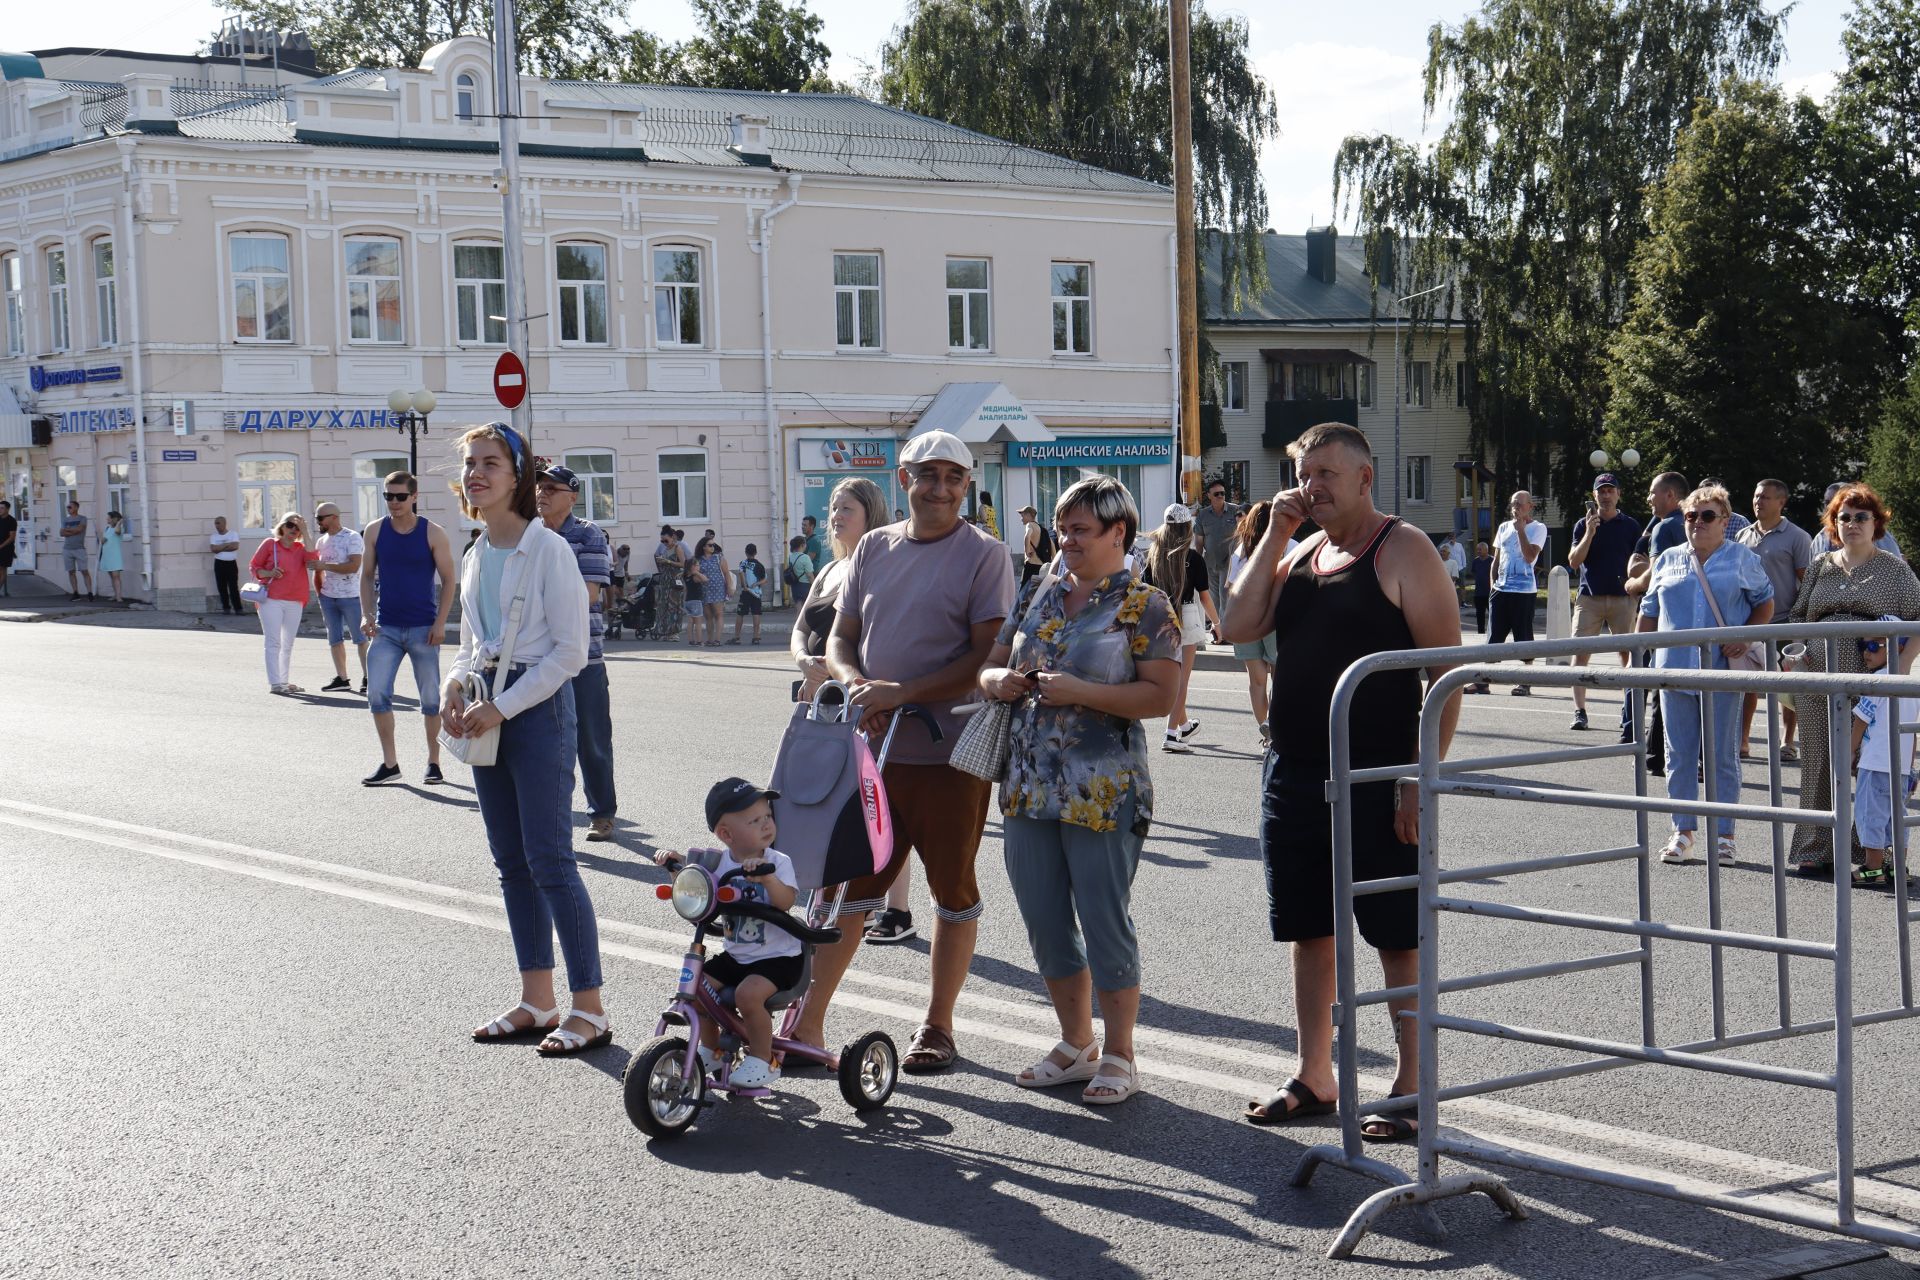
top-left (489, 421), bottom-right (523, 474)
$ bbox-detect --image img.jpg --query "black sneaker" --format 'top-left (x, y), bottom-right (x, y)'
top-left (322, 676), bottom-right (352, 692)
top-left (1569, 709), bottom-right (1588, 730)
top-left (1617, 725), bottom-right (1635, 745)
top-left (423, 763), bottom-right (444, 786)
top-left (362, 763), bottom-right (402, 787)
top-left (357, 678), bottom-right (367, 695)
top-left (864, 909), bottom-right (917, 945)
top-left (1510, 685), bottom-right (1532, 697)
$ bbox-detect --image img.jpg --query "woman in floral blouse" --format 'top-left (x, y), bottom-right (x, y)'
top-left (977, 476), bottom-right (1181, 1105)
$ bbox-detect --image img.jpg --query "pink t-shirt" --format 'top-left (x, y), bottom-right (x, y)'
top-left (837, 519), bottom-right (1015, 765)
top-left (250, 538), bottom-right (320, 605)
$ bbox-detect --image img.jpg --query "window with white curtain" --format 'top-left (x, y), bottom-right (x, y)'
top-left (46, 247), bottom-right (69, 352)
top-left (345, 235), bottom-right (404, 344)
top-left (231, 233), bottom-right (292, 342)
top-left (454, 241), bottom-right (506, 344)
top-left (237, 455), bottom-right (299, 534)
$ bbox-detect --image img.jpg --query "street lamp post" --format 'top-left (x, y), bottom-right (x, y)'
top-left (1392, 280), bottom-right (1452, 517)
top-left (386, 388), bottom-right (438, 480)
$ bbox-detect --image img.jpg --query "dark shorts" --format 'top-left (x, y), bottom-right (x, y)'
top-left (1259, 753), bottom-right (1417, 952)
top-left (1488, 591), bottom-right (1536, 645)
top-left (0, 546), bottom-right (13, 568)
top-left (704, 950), bottom-right (805, 995)
top-left (737, 593), bottom-right (762, 616)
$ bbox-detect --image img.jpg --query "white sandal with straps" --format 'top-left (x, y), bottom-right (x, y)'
top-left (536, 1008), bottom-right (612, 1057)
top-left (1081, 1054), bottom-right (1140, 1105)
top-left (1015, 1039), bottom-right (1100, 1089)
top-left (472, 1001), bottom-right (559, 1041)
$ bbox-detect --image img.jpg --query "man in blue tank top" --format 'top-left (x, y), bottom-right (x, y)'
top-left (1218, 421), bottom-right (1464, 1140)
top-left (357, 470), bottom-right (459, 787)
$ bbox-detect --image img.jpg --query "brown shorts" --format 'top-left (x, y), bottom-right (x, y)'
top-left (840, 763), bottom-right (991, 923)
top-left (1573, 593), bottom-right (1636, 639)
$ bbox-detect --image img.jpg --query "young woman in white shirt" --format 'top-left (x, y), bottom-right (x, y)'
top-left (442, 422), bottom-right (610, 1056)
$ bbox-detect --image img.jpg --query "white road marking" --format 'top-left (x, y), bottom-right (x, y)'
top-left (8, 795), bottom-right (1920, 1230)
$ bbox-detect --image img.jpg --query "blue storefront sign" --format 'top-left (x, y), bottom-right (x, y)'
top-left (223, 407), bottom-right (403, 432)
top-left (1006, 435), bottom-right (1175, 467)
top-left (56, 406), bottom-right (135, 434)
top-left (30, 363), bottom-right (122, 391)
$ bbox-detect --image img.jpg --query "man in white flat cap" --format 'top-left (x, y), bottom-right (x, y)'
top-left (786, 428), bottom-right (1016, 1074)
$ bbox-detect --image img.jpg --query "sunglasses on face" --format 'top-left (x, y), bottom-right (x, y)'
top-left (1835, 511), bottom-right (1874, 525)
top-left (1683, 510), bottom-right (1721, 524)
top-left (384, 492), bottom-right (411, 502)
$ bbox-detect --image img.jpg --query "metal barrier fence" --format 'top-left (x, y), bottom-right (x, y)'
top-left (1291, 621), bottom-right (1920, 1260)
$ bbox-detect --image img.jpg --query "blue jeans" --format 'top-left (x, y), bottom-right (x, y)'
top-left (473, 671), bottom-right (602, 991)
top-left (1661, 688), bottom-right (1742, 836)
top-left (571, 662), bottom-right (616, 820)
top-left (318, 594), bottom-right (362, 646)
top-left (367, 625), bottom-right (441, 715)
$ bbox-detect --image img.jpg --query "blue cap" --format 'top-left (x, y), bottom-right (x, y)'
top-left (538, 463), bottom-right (580, 492)
top-left (1593, 473), bottom-right (1620, 491)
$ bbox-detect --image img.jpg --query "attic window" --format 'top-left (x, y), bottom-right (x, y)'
top-left (455, 73), bottom-right (477, 121)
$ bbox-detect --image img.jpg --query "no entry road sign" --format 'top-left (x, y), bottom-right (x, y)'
top-left (493, 352), bottom-right (527, 410)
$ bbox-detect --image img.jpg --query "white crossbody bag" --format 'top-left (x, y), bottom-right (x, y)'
top-left (439, 582), bottom-right (529, 769)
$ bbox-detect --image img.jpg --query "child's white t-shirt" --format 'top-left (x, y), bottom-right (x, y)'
top-left (1854, 681), bottom-right (1919, 776)
top-left (712, 847), bottom-right (803, 964)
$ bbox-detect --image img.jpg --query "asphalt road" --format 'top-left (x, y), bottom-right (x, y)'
top-left (5, 618), bottom-right (1919, 1279)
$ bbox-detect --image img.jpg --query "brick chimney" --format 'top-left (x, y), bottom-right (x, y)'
top-left (1305, 225), bottom-right (1337, 285)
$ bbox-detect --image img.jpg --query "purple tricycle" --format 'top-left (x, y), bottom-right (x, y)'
top-left (621, 691), bottom-right (939, 1140)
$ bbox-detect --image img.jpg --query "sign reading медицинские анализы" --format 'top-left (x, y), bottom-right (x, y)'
top-left (1005, 435), bottom-right (1175, 466)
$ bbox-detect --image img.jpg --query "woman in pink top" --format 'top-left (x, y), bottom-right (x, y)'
top-left (250, 512), bottom-right (320, 694)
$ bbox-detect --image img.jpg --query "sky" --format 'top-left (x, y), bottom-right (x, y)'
top-left (9, 0), bottom-right (1859, 235)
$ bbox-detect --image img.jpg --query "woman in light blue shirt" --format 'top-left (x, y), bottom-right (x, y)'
top-left (1636, 484), bottom-right (1775, 867)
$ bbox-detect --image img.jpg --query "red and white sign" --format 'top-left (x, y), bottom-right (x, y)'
top-left (492, 351), bottom-right (527, 410)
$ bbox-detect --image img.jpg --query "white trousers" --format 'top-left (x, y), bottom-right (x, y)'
top-left (259, 598), bottom-right (301, 687)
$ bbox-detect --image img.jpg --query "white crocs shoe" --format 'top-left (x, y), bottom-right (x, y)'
top-left (731, 1054), bottom-right (780, 1088)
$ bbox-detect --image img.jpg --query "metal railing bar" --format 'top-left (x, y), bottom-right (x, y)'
top-left (1437, 743), bottom-right (1641, 774)
top-left (1830, 700), bottom-right (1858, 1225)
top-left (1445, 664), bottom-right (1920, 701)
top-left (1703, 670), bottom-right (1729, 1042)
top-left (1430, 1013), bottom-right (1838, 1090)
top-left (1434, 1135), bottom-right (1920, 1251)
top-left (1428, 777), bottom-right (1833, 827)
top-left (1356, 948), bottom-right (1643, 1007)
top-left (1434, 896), bottom-right (1839, 958)
top-left (1353, 843), bottom-right (1644, 898)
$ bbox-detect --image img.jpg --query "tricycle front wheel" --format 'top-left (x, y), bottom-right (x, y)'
top-left (837, 1030), bottom-right (899, 1112)
top-left (624, 1034), bottom-right (705, 1139)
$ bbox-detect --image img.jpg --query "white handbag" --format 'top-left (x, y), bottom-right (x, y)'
top-left (439, 584), bottom-right (528, 768)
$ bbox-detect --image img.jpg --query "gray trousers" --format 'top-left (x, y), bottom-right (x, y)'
top-left (1003, 796), bottom-right (1144, 991)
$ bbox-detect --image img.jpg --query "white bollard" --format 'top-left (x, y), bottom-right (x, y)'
top-left (1544, 565), bottom-right (1573, 663)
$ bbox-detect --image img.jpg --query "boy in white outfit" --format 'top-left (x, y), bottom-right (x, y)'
top-left (1851, 623), bottom-right (1918, 889)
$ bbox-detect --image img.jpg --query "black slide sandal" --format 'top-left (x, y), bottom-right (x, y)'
top-left (1244, 1076), bottom-right (1336, 1126)
top-left (1360, 1092), bottom-right (1417, 1144)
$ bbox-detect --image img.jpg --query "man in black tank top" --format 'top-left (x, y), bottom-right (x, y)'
top-left (1217, 422), bottom-right (1465, 1137)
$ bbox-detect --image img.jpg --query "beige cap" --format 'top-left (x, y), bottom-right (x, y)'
top-left (900, 430), bottom-right (975, 471)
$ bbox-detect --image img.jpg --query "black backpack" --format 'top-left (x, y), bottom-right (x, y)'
top-left (1032, 523), bottom-right (1054, 562)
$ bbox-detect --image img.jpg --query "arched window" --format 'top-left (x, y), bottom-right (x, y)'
top-left (230, 232), bottom-right (292, 342)
top-left (455, 73), bottom-right (477, 122)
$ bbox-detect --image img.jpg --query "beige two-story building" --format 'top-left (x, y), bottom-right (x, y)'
top-left (0, 39), bottom-right (1177, 608)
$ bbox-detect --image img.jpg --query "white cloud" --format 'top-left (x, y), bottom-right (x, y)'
top-left (1257, 40), bottom-right (1429, 234)
top-left (1783, 69), bottom-right (1838, 103)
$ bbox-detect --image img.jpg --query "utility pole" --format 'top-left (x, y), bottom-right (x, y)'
top-left (492, 0), bottom-right (531, 442)
top-left (1169, 0), bottom-right (1201, 505)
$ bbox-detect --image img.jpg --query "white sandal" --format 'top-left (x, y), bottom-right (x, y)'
top-left (471, 1001), bottom-right (559, 1041)
top-left (1659, 831), bottom-right (1693, 864)
top-left (536, 1008), bottom-right (612, 1057)
top-left (1081, 1054), bottom-right (1141, 1105)
top-left (1015, 1038), bottom-right (1100, 1089)
top-left (1717, 836), bottom-right (1737, 866)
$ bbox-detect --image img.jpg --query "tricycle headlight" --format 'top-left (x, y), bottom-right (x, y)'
top-left (670, 865), bottom-right (714, 922)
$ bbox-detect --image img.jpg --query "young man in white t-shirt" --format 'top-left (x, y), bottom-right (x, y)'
top-left (312, 503), bottom-right (367, 693)
top-left (209, 516), bottom-right (242, 613)
top-left (1471, 490), bottom-right (1548, 695)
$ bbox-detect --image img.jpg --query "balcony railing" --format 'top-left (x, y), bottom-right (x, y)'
top-left (1264, 397), bottom-right (1358, 449)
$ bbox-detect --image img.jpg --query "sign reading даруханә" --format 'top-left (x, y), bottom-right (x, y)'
top-left (1006, 436), bottom-right (1175, 466)
top-left (223, 408), bottom-right (402, 432)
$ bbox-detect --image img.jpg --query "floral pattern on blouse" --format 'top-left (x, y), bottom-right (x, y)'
top-left (997, 569), bottom-right (1182, 836)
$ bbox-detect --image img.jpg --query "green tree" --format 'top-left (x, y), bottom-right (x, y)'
top-left (659, 0), bottom-right (832, 94)
top-left (1866, 365), bottom-right (1920, 556)
top-left (1332, 0), bottom-right (1783, 510)
top-left (1601, 82), bottom-right (1871, 504)
top-left (216, 0), bottom-right (629, 78)
top-left (876, 0), bottom-right (1279, 311)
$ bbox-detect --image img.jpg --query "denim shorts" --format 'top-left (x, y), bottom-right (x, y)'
top-left (367, 624), bottom-right (441, 715)
top-left (1855, 770), bottom-right (1914, 850)
top-left (319, 594), bottom-right (363, 645)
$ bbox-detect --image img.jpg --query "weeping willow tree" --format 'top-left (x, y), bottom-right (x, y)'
top-left (878, 0), bottom-right (1279, 316)
top-left (1331, 0), bottom-right (1784, 511)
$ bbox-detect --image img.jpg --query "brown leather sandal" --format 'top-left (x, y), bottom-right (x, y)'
top-left (901, 1023), bottom-right (957, 1074)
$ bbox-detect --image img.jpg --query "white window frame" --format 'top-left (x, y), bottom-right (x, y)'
top-left (236, 453), bottom-right (300, 537)
top-left (652, 245), bottom-right (704, 348)
top-left (2, 253), bottom-right (21, 356)
top-left (105, 458), bottom-right (134, 531)
top-left (352, 451), bottom-right (411, 528)
top-left (1404, 360), bottom-right (1430, 409)
top-left (556, 241), bottom-right (609, 346)
top-left (344, 234), bottom-right (404, 345)
top-left (54, 463), bottom-right (80, 514)
top-left (453, 240), bottom-right (506, 345)
top-left (833, 252), bottom-right (882, 350)
top-left (230, 232), bottom-right (292, 343)
top-left (1222, 361), bottom-right (1248, 412)
top-left (45, 246), bottom-right (69, 353)
top-left (658, 448), bottom-right (709, 522)
top-left (455, 72), bottom-right (477, 121)
top-left (1050, 260), bottom-right (1092, 355)
top-left (1407, 455), bottom-right (1431, 504)
top-left (92, 239), bottom-right (117, 348)
top-left (564, 449), bottom-right (618, 524)
top-left (946, 257), bottom-right (990, 352)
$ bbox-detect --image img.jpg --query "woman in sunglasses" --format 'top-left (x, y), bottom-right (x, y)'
top-left (249, 512), bottom-right (320, 694)
top-left (1635, 484), bottom-right (1774, 866)
top-left (1786, 484), bottom-right (1920, 876)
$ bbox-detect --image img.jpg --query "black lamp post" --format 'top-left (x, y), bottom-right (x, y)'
top-left (386, 388), bottom-right (438, 478)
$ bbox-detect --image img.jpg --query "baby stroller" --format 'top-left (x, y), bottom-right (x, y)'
top-left (621, 685), bottom-right (941, 1140)
top-left (604, 574), bottom-right (657, 642)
